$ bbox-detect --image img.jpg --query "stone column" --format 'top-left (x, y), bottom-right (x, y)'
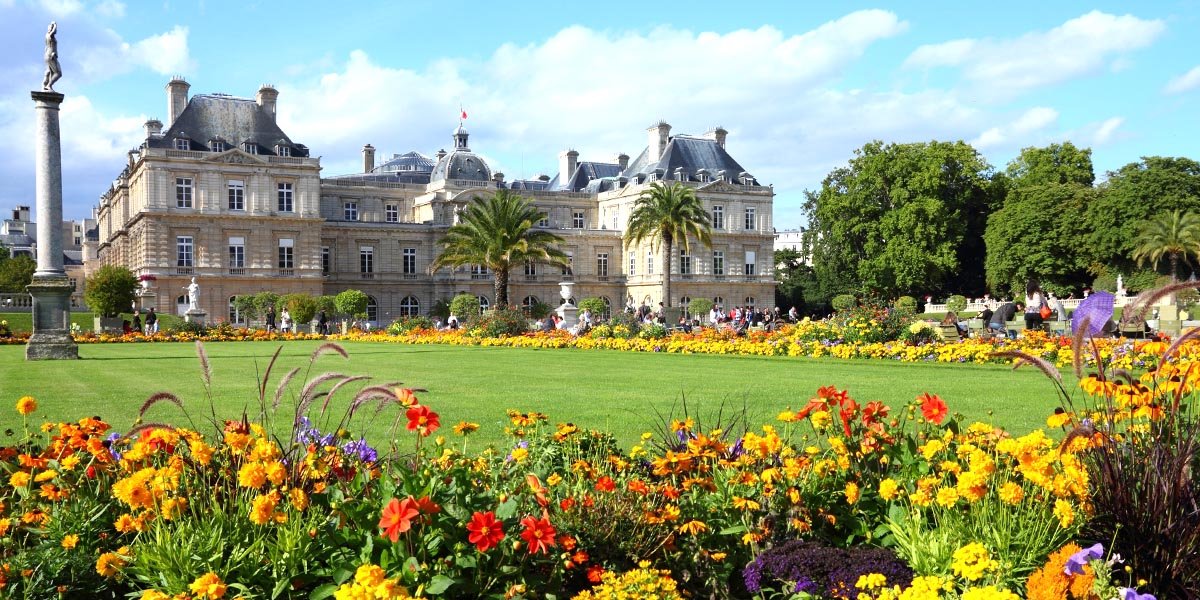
top-left (26, 91), bottom-right (78, 360)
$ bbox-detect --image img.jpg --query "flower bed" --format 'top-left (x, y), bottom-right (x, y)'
top-left (0, 339), bottom-right (1183, 598)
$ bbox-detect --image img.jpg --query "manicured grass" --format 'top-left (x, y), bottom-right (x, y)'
top-left (0, 311), bottom-right (97, 333)
top-left (0, 341), bottom-right (1069, 447)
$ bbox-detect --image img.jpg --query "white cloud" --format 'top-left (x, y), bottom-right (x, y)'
top-left (904, 11), bottom-right (1164, 98)
top-left (38, 0), bottom-right (84, 16)
top-left (95, 0), bottom-right (124, 18)
top-left (971, 107), bottom-right (1058, 149)
top-left (1164, 65), bottom-right (1200, 94)
top-left (126, 25), bottom-right (192, 75)
top-left (1091, 117), bottom-right (1124, 144)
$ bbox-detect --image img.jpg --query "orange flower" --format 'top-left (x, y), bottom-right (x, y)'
top-left (594, 476), bottom-right (616, 493)
top-left (466, 510), bottom-right (505, 552)
top-left (378, 497), bottom-right (420, 542)
top-left (406, 405), bottom-right (440, 437)
top-left (395, 388), bottom-right (419, 407)
top-left (586, 565), bottom-right (605, 583)
top-left (15, 397), bottom-right (36, 416)
top-left (919, 393), bottom-right (949, 425)
top-left (519, 515), bottom-right (557, 555)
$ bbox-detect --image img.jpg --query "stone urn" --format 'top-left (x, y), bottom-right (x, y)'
top-left (556, 282), bottom-right (578, 330)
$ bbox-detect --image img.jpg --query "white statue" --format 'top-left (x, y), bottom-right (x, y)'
top-left (185, 277), bottom-right (200, 311)
top-left (42, 22), bottom-right (62, 92)
top-left (1116, 274), bottom-right (1125, 296)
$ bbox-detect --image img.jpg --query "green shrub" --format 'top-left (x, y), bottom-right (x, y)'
top-left (638, 323), bottom-right (668, 339)
top-left (469, 306), bottom-right (529, 337)
top-left (387, 315), bottom-right (436, 334)
top-left (334, 289), bottom-right (369, 319)
top-left (166, 319), bottom-right (206, 335)
top-left (449, 294), bottom-right (481, 320)
top-left (283, 293), bottom-right (318, 325)
top-left (831, 294), bottom-right (857, 312)
top-left (688, 297), bottom-right (714, 318)
top-left (605, 311), bottom-right (641, 338)
top-left (233, 295), bottom-right (259, 321)
top-left (894, 295), bottom-right (917, 313)
top-left (945, 294), bottom-right (967, 313)
top-left (429, 299), bottom-right (451, 320)
top-left (526, 301), bottom-right (553, 320)
top-left (253, 292), bottom-right (281, 317)
top-left (1092, 273), bottom-right (1117, 293)
top-left (578, 297), bottom-right (607, 318)
top-left (84, 265), bottom-right (138, 318)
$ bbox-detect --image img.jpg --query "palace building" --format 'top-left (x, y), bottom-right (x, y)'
top-left (88, 78), bottom-right (776, 325)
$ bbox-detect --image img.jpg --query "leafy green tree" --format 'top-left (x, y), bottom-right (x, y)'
top-left (449, 294), bottom-right (481, 320)
top-left (578, 297), bottom-right (607, 318)
top-left (253, 292), bottom-right (281, 317)
top-left (985, 184), bottom-right (1095, 297)
top-left (1131, 210), bottom-right (1200, 282)
top-left (233, 295), bottom-right (259, 322)
top-left (773, 248), bottom-right (814, 314)
top-left (282, 293), bottom-right (318, 325)
top-left (687, 297), bottom-right (714, 319)
top-left (334, 289), bottom-right (369, 319)
top-left (1004, 142), bottom-right (1095, 187)
top-left (0, 244), bottom-right (9, 261)
top-left (83, 265), bottom-right (137, 318)
top-left (623, 182), bottom-right (712, 307)
top-left (431, 190), bottom-right (568, 306)
top-left (1087, 157), bottom-right (1200, 273)
top-left (0, 255), bottom-right (36, 293)
top-left (804, 140), bottom-right (997, 299)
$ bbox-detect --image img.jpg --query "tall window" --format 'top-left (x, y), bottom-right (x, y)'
top-left (366, 296), bottom-right (378, 322)
top-left (714, 296), bottom-right (724, 309)
top-left (562, 252), bottom-right (573, 276)
top-left (344, 202), bottom-right (358, 221)
top-left (477, 296), bottom-right (490, 311)
top-left (524, 260), bottom-right (536, 277)
top-left (360, 246), bottom-right (374, 274)
top-left (596, 253), bottom-right (609, 278)
top-left (572, 211), bottom-right (585, 229)
top-left (321, 246), bottom-right (330, 275)
top-left (713, 251), bottom-right (724, 276)
top-left (386, 204), bottom-right (399, 223)
top-left (537, 215), bottom-right (549, 228)
top-left (277, 182), bottom-right (294, 212)
top-left (228, 237), bottom-right (245, 269)
top-left (227, 180), bottom-right (244, 211)
top-left (680, 250), bottom-right (692, 275)
top-left (399, 296), bottom-right (420, 317)
top-left (175, 177), bottom-right (193, 208)
top-left (629, 253), bottom-right (636, 276)
top-left (176, 236), bottom-right (193, 267)
top-left (711, 205), bottom-right (724, 230)
top-left (402, 248), bottom-right (417, 274)
top-left (229, 297), bottom-right (244, 325)
top-left (680, 296), bottom-right (692, 316)
top-left (744, 207), bottom-right (756, 230)
top-left (744, 250), bottom-right (757, 276)
top-left (278, 238), bottom-right (294, 269)
top-left (646, 250), bottom-right (654, 276)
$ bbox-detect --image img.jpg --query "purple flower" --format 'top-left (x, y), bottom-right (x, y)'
top-left (105, 432), bottom-right (123, 460)
top-left (1119, 588), bottom-right (1155, 600)
top-left (341, 438), bottom-right (377, 463)
top-left (1064, 543), bottom-right (1105, 575)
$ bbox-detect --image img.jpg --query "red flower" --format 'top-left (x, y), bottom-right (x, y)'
top-left (594, 476), bottom-right (616, 493)
top-left (406, 405), bottom-right (441, 437)
top-left (519, 515), bottom-right (557, 555)
top-left (838, 399), bottom-right (859, 438)
top-left (379, 497), bottom-right (420, 542)
top-left (919, 393), bottom-right (949, 425)
top-left (586, 565), bottom-right (605, 583)
top-left (466, 511), bottom-right (505, 552)
top-left (862, 401), bottom-right (889, 425)
top-left (559, 497), bottom-right (576, 511)
top-left (415, 496), bottom-right (441, 519)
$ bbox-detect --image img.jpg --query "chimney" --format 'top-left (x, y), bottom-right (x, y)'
top-left (647, 121), bottom-right (670, 163)
top-left (362, 144), bottom-right (376, 173)
top-left (256, 84), bottom-right (279, 121)
top-left (165, 76), bottom-right (190, 128)
top-left (16, 206), bottom-right (31, 222)
top-left (617, 152), bottom-right (629, 171)
top-left (558, 149), bottom-right (578, 188)
top-left (436, 149), bottom-right (447, 161)
top-left (144, 119), bottom-right (163, 139)
top-left (707, 126), bottom-right (728, 149)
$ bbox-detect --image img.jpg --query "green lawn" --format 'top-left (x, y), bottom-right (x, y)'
top-left (0, 311), bottom-right (97, 333)
top-left (0, 341), bottom-right (1069, 447)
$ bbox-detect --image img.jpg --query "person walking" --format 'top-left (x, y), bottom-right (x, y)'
top-left (317, 309), bottom-right (329, 335)
top-left (265, 305), bottom-right (277, 333)
top-left (1024, 281), bottom-right (1046, 331)
top-left (145, 307), bottom-right (158, 335)
top-left (132, 310), bottom-right (142, 335)
top-left (280, 308), bottom-right (292, 333)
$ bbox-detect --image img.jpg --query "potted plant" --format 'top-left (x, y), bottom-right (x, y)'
top-left (85, 265), bottom-right (138, 333)
top-left (137, 274), bottom-right (157, 290)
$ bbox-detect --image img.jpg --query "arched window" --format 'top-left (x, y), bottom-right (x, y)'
top-left (713, 296), bottom-right (724, 310)
top-left (176, 295), bottom-right (189, 316)
top-left (600, 296), bottom-right (612, 321)
top-left (745, 296), bottom-right (756, 309)
top-left (680, 296), bottom-right (692, 317)
top-left (522, 295), bottom-right (539, 313)
top-left (229, 296), bottom-right (244, 325)
top-left (399, 296), bottom-right (420, 317)
top-left (366, 295), bottom-right (378, 323)
top-left (477, 296), bottom-right (490, 312)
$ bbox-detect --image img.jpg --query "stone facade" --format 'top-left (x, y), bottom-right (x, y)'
top-left (90, 79), bottom-right (776, 325)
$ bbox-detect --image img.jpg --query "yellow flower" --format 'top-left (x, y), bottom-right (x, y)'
top-left (249, 493), bottom-right (281, 525)
top-left (961, 586), bottom-right (1020, 600)
top-left (95, 547), bottom-right (130, 578)
top-left (998, 482), bottom-right (1024, 505)
top-left (510, 448), bottom-right (529, 463)
top-left (546, 473), bottom-right (563, 487)
top-left (936, 487), bottom-right (959, 507)
top-left (140, 591), bottom-right (172, 600)
top-left (265, 461), bottom-right (287, 486)
top-left (61, 534), bottom-right (79, 549)
top-left (189, 440), bottom-right (215, 465)
top-left (856, 573), bottom-right (888, 590)
top-left (810, 410), bottom-right (832, 429)
top-left (453, 421), bottom-right (480, 435)
top-left (678, 520), bottom-right (708, 535)
top-left (951, 543), bottom-right (997, 582)
top-left (1046, 412), bottom-right (1072, 428)
top-left (289, 488), bottom-right (309, 511)
top-left (878, 478), bottom-right (900, 501)
top-left (189, 571), bottom-right (227, 599)
top-left (845, 481), bottom-right (861, 505)
top-left (1053, 499), bottom-right (1074, 527)
top-left (16, 396), bottom-right (37, 416)
top-left (9, 471), bottom-right (30, 488)
top-left (237, 462), bottom-right (268, 489)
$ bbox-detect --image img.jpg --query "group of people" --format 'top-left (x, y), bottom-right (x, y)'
top-left (981, 281), bottom-right (1069, 338)
top-left (707, 305), bottom-right (795, 333)
top-left (122, 308), bottom-right (158, 335)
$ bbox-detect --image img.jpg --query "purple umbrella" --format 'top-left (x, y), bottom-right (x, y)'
top-left (1072, 291), bottom-right (1115, 337)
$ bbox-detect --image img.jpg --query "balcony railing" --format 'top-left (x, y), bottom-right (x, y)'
top-left (360, 272), bottom-right (374, 280)
top-left (175, 266), bottom-right (194, 275)
top-left (470, 273), bottom-right (489, 280)
top-left (402, 273), bottom-right (419, 280)
top-left (228, 268), bottom-right (245, 276)
top-left (524, 274), bottom-right (538, 282)
top-left (276, 269), bottom-right (295, 277)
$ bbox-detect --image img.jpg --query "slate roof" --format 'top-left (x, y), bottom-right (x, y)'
top-left (621, 135), bottom-right (756, 185)
top-left (148, 94), bottom-right (308, 157)
top-left (548, 161), bottom-right (623, 192)
top-left (506, 179), bottom-right (553, 191)
top-left (375, 151), bottom-right (436, 174)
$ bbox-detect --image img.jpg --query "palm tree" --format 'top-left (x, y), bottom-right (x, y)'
top-left (430, 190), bottom-right (569, 306)
top-left (1131, 210), bottom-right (1200, 282)
top-left (623, 182), bottom-right (712, 307)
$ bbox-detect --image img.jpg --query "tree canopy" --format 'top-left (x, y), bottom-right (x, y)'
top-left (0, 255), bottom-right (35, 293)
top-left (804, 140), bottom-right (997, 299)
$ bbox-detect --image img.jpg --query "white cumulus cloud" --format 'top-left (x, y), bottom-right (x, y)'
top-left (1091, 117), bottom-right (1124, 144)
top-left (1164, 65), bottom-right (1200, 94)
top-left (904, 11), bottom-right (1164, 99)
top-left (126, 25), bottom-right (192, 75)
top-left (971, 107), bottom-right (1059, 149)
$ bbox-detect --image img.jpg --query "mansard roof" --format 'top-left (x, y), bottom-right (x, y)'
top-left (548, 161), bottom-right (623, 192)
top-left (148, 94), bottom-right (308, 157)
top-left (376, 151), bottom-right (435, 174)
top-left (621, 135), bottom-right (756, 185)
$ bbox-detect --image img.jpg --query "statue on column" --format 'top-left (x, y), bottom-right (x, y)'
top-left (42, 22), bottom-right (61, 92)
top-left (185, 277), bottom-right (200, 311)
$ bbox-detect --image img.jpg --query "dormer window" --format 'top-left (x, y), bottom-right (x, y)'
top-left (276, 145), bottom-right (291, 157)
top-left (243, 143), bottom-right (258, 155)
top-left (210, 140), bottom-right (225, 152)
top-left (173, 138), bottom-right (189, 151)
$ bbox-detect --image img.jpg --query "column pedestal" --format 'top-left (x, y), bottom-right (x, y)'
top-left (26, 276), bottom-right (78, 360)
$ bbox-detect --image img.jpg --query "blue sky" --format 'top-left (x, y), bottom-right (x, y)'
top-left (0, 0), bottom-right (1197, 228)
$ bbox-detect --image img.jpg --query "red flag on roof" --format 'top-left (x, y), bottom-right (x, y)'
top-left (460, 108), bottom-right (468, 120)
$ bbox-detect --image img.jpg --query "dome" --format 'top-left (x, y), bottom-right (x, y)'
top-left (376, 151), bottom-right (435, 174)
top-left (431, 125), bottom-right (492, 183)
